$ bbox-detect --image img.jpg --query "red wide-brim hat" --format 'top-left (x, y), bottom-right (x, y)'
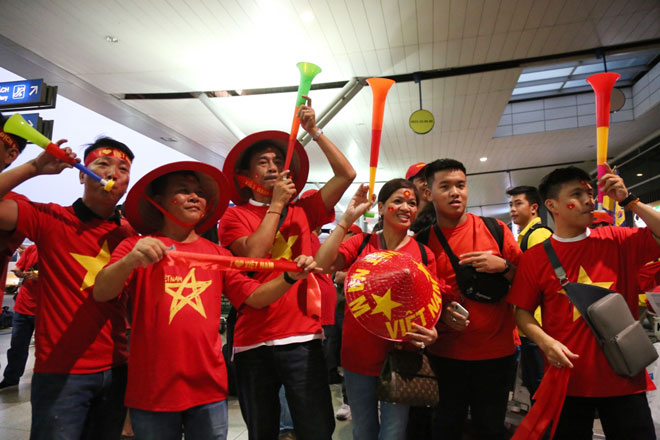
top-left (124, 161), bottom-right (230, 235)
top-left (222, 130), bottom-right (309, 205)
top-left (344, 250), bottom-right (443, 341)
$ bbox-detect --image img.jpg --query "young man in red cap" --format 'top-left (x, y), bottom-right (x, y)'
top-left (219, 103), bottom-right (355, 440)
top-left (0, 113), bottom-right (29, 304)
top-left (508, 166), bottom-right (660, 439)
top-left (94, 162), bottom-right (319, 440)
top-left (0, 136), bottom-right (135, 440)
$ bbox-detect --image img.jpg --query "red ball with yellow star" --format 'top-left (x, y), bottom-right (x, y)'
top-left (344, 250), bottom-right (443, 341)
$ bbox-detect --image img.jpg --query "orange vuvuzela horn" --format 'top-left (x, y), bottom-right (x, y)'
top-left (366, 78), bottom-right (395, 199)
top-left (586, 72), bottom-right (620, 212)
top-left (284, 62), bottom-right (322, 171)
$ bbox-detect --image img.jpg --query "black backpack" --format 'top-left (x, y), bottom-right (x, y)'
top-left (519, 222), bottom-right (553, 252)
top-left (0, 306), bottom-right (13, 329)
top-left (417, 217), bottom-right (510, 303)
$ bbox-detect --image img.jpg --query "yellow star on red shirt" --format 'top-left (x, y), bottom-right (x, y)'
top-left (559, 266), bottom-right (614, 321)
top-left (164, 268), bottom-right (212, 324)
top-left (371, 288), bottom-right (402, 320)
top-left (270, 231), bottom-right (298, 261)
top-left (70, 240), bottom-right (111, 291)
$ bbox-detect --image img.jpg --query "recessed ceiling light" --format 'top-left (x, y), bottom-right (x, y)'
top-left (480, 157), bottom-right (487, 162)
top-left (105, 35), bottom-right (119, 43)
top-left (300, 11), bottom-right (315, 22)
top-left (637, 173), bottom-right (643, 177)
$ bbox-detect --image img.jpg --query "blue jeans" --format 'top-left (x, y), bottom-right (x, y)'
top-left (130, 400), bottom-right (228, 440)
top-left (3, 312), bottom-right (35, 383)
top-left (30, 364), bottom-right (127, 440)
top-left (234, 339), bottom-right (335, 440)
top-left (279, 385), bottom-right (294, 432)
top-left (344, 369), bottom-right (409, 440)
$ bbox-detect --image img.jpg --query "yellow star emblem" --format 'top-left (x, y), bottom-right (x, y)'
top-left (559, 266), bottom-right (614, 321)
top-left (164, 268), bottom-right (212, 324)
top-left (270, 231), bottom-right (298, 261)
top-left (70, 240), bottom-right (111, 291)
top-left (371, 288), bottom-right (402, 320)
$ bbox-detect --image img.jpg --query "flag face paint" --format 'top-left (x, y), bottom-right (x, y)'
top-left (171, 199), bottom-right (178, 205)
top-left (567, 203), bottom-right (575, 210)
top-left (403, 190), bottom-right (411, 199)
top-left (387, 206), bottom-right (394, 212)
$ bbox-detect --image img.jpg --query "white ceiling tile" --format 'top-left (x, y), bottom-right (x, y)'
top-left (459, 37), bottom-right (478, 66)
top-left (479, 0), bottom-right (501, 36)
top-left (540, 0), bottom-right (566, 27)
top-left (448, 0), bottom-right (468, 40)
top-left (494, 0), bottom-right (517, 34)
top-left (433, 0), bottom-right (451, 42)
top-left (523, 0), bottom-right (549, 29)
top-left (416, 0), bottom-right (435, 44)
top-left (399, 0), bottom-right (419, 46)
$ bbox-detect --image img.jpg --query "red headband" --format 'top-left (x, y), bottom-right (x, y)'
top-left (85, 147), bottom-right (132, 166)
top-left (0, 131), bottom-right (19, 151)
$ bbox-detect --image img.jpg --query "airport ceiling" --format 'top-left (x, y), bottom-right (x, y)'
top-left (1, 0), bottom-right (659, 218)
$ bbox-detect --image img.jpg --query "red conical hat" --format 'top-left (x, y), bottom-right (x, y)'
top-left (344, 250), bottom-right (443, 341)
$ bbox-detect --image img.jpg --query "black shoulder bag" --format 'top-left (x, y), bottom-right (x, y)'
top-left (423, 217), bottom-right (510, 303)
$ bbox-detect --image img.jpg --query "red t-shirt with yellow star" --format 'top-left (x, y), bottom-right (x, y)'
top-left (508, 226), bottom-right (660, 397)
top-left (338, 234), bottom-right (437, 376)
top-left (15, 199), bottom-right (135, 374)
top-left (425, 214), bottom-right (522, 360)
top-left (110, 235), bottom-right (258, 411)
top-left (218, 191), bottom-right (334, 347)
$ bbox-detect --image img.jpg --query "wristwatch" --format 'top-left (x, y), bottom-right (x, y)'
top-left (500, 259), bottom-right (512, 275)
top-left (619, 192), bottom-right (637, 208)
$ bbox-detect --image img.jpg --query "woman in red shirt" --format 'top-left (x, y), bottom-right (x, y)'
top-left (316, 178), bottom-right (439, 440)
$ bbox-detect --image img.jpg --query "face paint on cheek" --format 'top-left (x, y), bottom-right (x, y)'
top-left (254, 174), bottom-right (259, 179)
top-left (387, 207), bottom-right (394, 213)
top-left (171, 199), bottom-right (178, 205)
top-left (567, 203), bottom-right (575, 210)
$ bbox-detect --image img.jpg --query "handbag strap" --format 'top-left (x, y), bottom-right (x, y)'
top-left (432, 224), bottom-right (463, 276)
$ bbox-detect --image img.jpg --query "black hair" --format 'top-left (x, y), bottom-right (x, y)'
top-left (424, 158), bottom-right (466, 187)
top-left (150, 171), bottom-right (199, 197)
top-left (538, 166), bottom-right (592, 201)
top-left (0, 113), bottom-right (28, 154)
top-left (238, 140), bottom-right (284, 171)
top-left (506, 185), bottom-right (542, 208)
top-left (410, 202), bottom-right (437, 233)
top-left (377, 178), bottom-right (419, 205)
top-left (83, 137), bottom-right (134, 163)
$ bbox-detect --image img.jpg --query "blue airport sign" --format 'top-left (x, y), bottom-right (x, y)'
top-left (0, 79), bottom-right (57, 111)
top-left (0, 80), bottom-right (44, 106)
top-left (21, 113), bottom-right (40, 128)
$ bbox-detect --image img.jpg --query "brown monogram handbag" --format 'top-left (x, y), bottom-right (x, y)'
top-left (376, 349), bottom-right (439, 407)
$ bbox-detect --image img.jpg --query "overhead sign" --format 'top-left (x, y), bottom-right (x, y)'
top-left (409, 109), bottom-right (434, 135)
top-left (0, 79), bottom-right (57, 111)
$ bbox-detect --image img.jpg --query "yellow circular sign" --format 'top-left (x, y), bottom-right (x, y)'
top-left (409, 109), bottom-right (434, 134)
